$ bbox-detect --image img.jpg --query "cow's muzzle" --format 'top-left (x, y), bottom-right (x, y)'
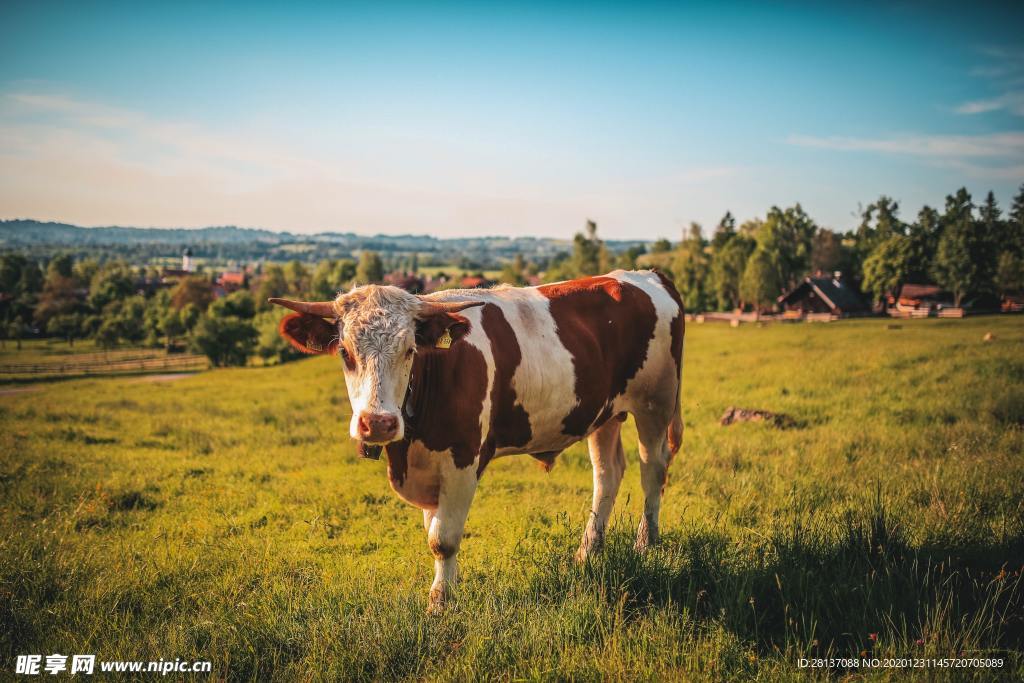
top-left (356, 411), bottom-right (400, 444)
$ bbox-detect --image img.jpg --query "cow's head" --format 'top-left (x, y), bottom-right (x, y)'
top-left (270, 286), bottom-right (483, 445)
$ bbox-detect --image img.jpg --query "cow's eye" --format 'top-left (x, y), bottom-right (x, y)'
top-left (339, 347), bottom-right (355, 369)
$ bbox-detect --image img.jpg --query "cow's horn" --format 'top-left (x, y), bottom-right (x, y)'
top-left (267, 298), bottom-right (337, 317)
top-left (417, 299), bottom-right (486, 316)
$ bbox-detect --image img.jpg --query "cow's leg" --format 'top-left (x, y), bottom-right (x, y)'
top-left (576, 418), bottom-right (625, 562)
top-left (426, 461), bottom-right (477, 613)
top-left (634, 410), bottom-right (672, 551)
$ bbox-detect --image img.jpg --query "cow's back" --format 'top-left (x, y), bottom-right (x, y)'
top-left (440, 270), bottom-right (684, 464)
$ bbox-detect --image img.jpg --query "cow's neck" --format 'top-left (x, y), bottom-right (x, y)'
top-left (401, 348), bottom-right (444, 437)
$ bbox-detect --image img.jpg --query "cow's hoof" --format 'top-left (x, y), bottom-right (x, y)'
top-left (635, 518), bottom-right (659, 551)
top-left (426, 587), bottom-right (446, 614)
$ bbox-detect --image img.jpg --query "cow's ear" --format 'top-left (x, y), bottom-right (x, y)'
top-left (279, 313), bottom-right (339, 355)
top-left (415, 312), bottom-right (470, 348)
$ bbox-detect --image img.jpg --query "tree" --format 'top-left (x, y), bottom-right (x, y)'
top-left (35, 259), bottom-right (84, 331)
top-left (15, 258), bottom-right (44, 296)
top-left (861, 234), bottom-right (912, 305)
top-left (1011, 183), bottom-right (1024, 229)
top-left (997, 184), bottom-right (1024, 295)
top-left (905, 206), bottom-right (940, 283)
top-left (810, 229), bottom-right (844, 275)
top-left (310, 259), bottom-right (356, 299)
top-left (256, 310), bottom-right (300, 364)
top-left (6, 316), bottom-right (26, 350)
top-left (170, 276), bottom-right (215, 311)
top-left (355, 251), bottom-right (385, 285)
top-left (710, 232), bottom-right (755, 310)
top-left (977, 191), bottom-right (1003, 288)
top-left (650, 238), bottom-right (673, 254)
top-left (46, 313), bottom-right (84, 346)
top-left (932, 188), bottom-right (981, 307)
top-left (190, 292), bottom-right (258, 367)
top-left (710, 212), bottom-right (736, 250)
top-left (996, 251), bottom-right (1024, 296)
top-left (283, 260), bottom-right (310, 295)
top-left (739, 248), bottom-right (781, 311)
top-left (568, 220), bottom-right (605, 277)
top-left (615, 245), bottom-right (646, 270)
top-left (853, 196), bottom-right (904, 278)
top-left (754, 205), bottom-right (817, 292)
top-left (0, 254), bottom-right (30, 294)
top-left (209, 290), bottom-right (257, 319)
top-left (46, 254), bottom-right (74, 279)
top-left (499, 254), bottom-right (528, 286)
top-left (88, 261), bottom-right (136, 311)
top-left (672, 223), bottom-right (710, 311)
top-left (94, 296), bottom-right (147, 347)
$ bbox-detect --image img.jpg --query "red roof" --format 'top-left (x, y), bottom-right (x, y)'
top-left (461, 276), bottom-right (490, 288)
top-left (899, 283), bottom-right (944, 300)
top-left (218, 272), bottom-right (245, 286)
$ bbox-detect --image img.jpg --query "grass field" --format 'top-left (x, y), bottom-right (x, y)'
top-left (1, 317), bottom-right (1022, 680)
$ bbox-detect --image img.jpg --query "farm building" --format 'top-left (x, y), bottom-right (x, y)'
top-left (1003, 292), bottom-right (1024, 313)
top-left (777, 274), bottom-right (868, 317)
top-left (384, 271), bottom-right (427, 293)
top-left (460, 275), bottom-right (495, 289)
top-left (891, 283), bottom-right (954, 312)
top-left (216, 271), bottom-right (246, 293)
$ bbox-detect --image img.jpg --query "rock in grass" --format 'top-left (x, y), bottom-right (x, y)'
top-left (720, 406), bottom-right (797, 429)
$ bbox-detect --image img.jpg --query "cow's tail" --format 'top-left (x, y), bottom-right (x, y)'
top-left (667, 400), bottom-right (683, 456)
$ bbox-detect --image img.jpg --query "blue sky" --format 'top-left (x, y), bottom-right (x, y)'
top-left (0, 1), bottom-right (1022, 239)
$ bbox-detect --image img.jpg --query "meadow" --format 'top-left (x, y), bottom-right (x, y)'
top-left (1, 317), bottom-right (1022, 681)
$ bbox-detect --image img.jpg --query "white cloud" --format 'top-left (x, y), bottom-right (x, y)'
top-left (786, 131), bottom-right (1024, 182)
top-left (957, 45), bottom-right (1024, 117)
top-left (956, 92), bottom-right (1024, 117)
top-left (786, 132), bottom-right (1024, 159)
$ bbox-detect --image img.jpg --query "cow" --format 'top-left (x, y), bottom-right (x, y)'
top-left (270, 270), bottom-right (684, 611)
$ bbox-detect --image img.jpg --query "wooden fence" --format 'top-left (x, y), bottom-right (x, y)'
top-left (0, 353), bottom-right (208, 377)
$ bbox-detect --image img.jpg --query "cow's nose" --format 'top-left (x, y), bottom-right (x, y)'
top-left (357, 412), bottom-right (399, 442)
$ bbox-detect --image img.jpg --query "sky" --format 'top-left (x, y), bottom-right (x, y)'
top-left (0, 1), bottom-right (1022, 240)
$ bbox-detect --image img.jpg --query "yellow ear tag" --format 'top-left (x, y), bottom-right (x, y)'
top-left (436, 328), bottom-right (453, 349)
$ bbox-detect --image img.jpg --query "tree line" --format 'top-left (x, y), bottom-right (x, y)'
top-left (0, 251), bottom-right (388, 365)
top-left (1, 184), bottom-right (1021, 365)
top-left (492, 185), bottom-right (1023, 312)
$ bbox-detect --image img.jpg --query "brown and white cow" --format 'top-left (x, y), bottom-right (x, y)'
top-left (271, 270), bottom-right (684, 611)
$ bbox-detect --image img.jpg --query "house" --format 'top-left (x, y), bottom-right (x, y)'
top-left (460, 275), bottom-right (495, 289)
top-left (1002, 292), bottom-right (1024, 313)
top-left (216, 271), bottom-right (247, 293)
top-left (890, 283), bottom-right (954, 314)
top-left (383, 271), bottom-right (426, 293)
top-left (885, 283), bottom-right (968, 318)
top-left (777, 274), bottom-right (868, 318)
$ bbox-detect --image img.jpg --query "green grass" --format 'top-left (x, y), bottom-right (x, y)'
top-left (1, 317), bottom-right (1023, 681)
